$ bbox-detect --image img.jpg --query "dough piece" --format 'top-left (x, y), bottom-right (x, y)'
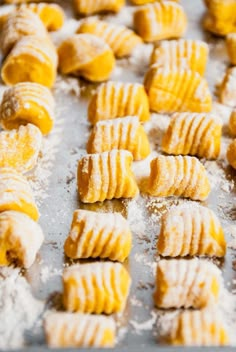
top-left (133, 2), bottom-right (187, 42)
top-left (150, 39), bottom-right (209, 76)
top-left (77, 150), bottom-right (139, 203)
top-left (73, 0), bottom-right (124, 15)
top-left (144, 65), bottom-right (212, 113)
top-left (157, 204), bottom-right (226, 257)
top-left (226, 33), bottom-right (236, 65)
top-left (0, 82), bottom-right (55, 135)
top-left (229, 109), bottom-right (236, 136)
top-left (1, 35), bottom-right (58, 88)
top-left (162, 113), bottom-right (222, 159)
top-left (0, 210), bottom-right (43, 268)
top-left (87, 116), bottom-right (151, 160)
top-left (64, 209), bottom-right (132, 262)
top-left (88, 82), bottom-right (150, 124)
top-left (131, 0), bottom-right (179, 4)
top-left (167, 309), bottom-right (229, 346)
top-left (0, 8), bottom-right (48, 56)
top-left (44, 312), bottom-right (116, 348)
top-left (203, 13), bottom-right (236, 36)
top-left (4, 0), bottom-right (41, 3)
top-left (147, 155), bottom-right (211, 201)
top-left (58, 34), bottom-right (115, 82)
top-left (0, 124), bottom-right (42, 173)
top-left (0, 167), bottom-right (39, 221)
top-left (227, 138), bottom-right (236, 169)
top-left (154, 258), bottom-right (221, 308)
top-left (63, 262), bottom-right (131, 314)
top-left (219, 67), bottom-right (236, 107)
top-left (77, 18), bottom-right (142, 58)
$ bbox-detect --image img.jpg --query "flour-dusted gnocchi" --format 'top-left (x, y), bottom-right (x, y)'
top-left (73, 0), bottom-right (124, 15)
top-left (219, 67), bottom-right (236, 107)
top-left (229, 109), bottom-right (236, 136)
top-left (77, 150), bottom-right (139, 203)
top-left (87, 117), bottom-right (151, 160)
top-left (226, 33), bottom-right (236, 65)
top-left (131, 0), bottom-right (179, 4)
top-left (63, 262), bottom-right (131, 314)
top-left (157, 204), bottom-right (226, 257)
top-left (147, 155), bottom-right (211, 201)
top-left (4, 0), bottom-right (41, 3)
top-left (227, 138), bottom-right (236, 169)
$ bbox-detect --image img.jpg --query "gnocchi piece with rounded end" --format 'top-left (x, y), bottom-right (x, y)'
top-left (147, 155), bottom-right (211, 201)
top-left (58, 34), bottom-right (115, 82)
top-left (77, 19), bottom-right (142, 58)
top-left (154, 259), bottom-right (221, 309)
top-left (0, 8), bottom-right (48, 57)
top-left (0, 167), bottom-right (39, 221)
top-left (157, 204), bottom-right (226, 257)
top-left (0, 83), bottom-right (55, 135)
top-left (204, 0), bottom-right (236, 22)
top-left (167, 309), bottom-right (229, 346)
top-left (87, 116), bottom-right (151, 160)
top-left (64, 209), bottom-right (132, 262)
top-left (229, 109), bottom-right (236, 136)
top-left (144, 65), bottom-right (212, 113)
top-left (162, 113), bottom-right (222, 160)
top-left (150, 39), bottom-right (209, 76)
top-left (203, 14), bottom-right (236, 36)
top-left (0, 210), bottom-right (44, 268)
top-left (63, 262), bottom-right (131, 314)
top-left (1, 35), bottom-right (58, 88)
top-left (227, 139), bottom-right (236, 169)
top-left (133, 2), bottom-right (187, 42)
top-left (88, 82), bottom-right (150, 124)
top-left (73, 0), bottom-right (124, 15)
top-left (219, 67), bottom-right (236, 107)
top-left (131, 0), bottom-right (179, 4)
top-left (0, 124), bottom-right (42, 173)
top-left (77, 150), bottom-right (139, 203)
top-left (226, 33), bottom-right (236, 65)
top-left (44, 312), bottom-right (116, 348)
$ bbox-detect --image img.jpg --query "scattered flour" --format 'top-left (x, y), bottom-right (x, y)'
top-left (130, 311), bottom-right (157, 334)
top-left (40, 266), bottom-right (62, 284)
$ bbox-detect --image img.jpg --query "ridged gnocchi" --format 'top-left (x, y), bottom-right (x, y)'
top-left (0, 124), bottom-right (42, 173)
top-left (162, 113), bottom-right (222, 159)
top-left (58, 34), bottom-right (115, 82)
top-left (87, 116), bottom-right (151, 160)
top-left (226, 33), bottom-right (236, 65)
top-left (133, 1), bottom-right (187, 42)
top-left (0, 210), bottom-right (44, 268)
top-left (154, 259), bottom-right (221, 309)
top-left (44, 312), bottom-right (116, 348)
top-left (229, 109), bottom-right (236, 136)
top-left (77, 150), bottom-right (139, 203)
top-left (0, 167), bottom-right (39, 221)
top-left (203, 14), bottom-right (236, 36)
top-left (0, 82), bottom-right (55, 135)
top-left (73, 0), bottom-right (124, 15)
top-left (63, 262), bottom-right (131, 314)
top-left (64, 209), bottom-right (132, 262)
top-left (227, 139), bottom-right (236, 169)
top-left (144, 65), bottom-right (212, 113)
top-left (147, 155), bottom-right (211, 201)
top-left (88, 82), bottom-right (150, 124)
top-left (150, 39), bottom-right (209, 76)
top-left (1, 35), bottom-right (58, 88)
top-left (219, 67), bottom-right (236, 107)
top-left (157, 204), bottom-right (226, 257)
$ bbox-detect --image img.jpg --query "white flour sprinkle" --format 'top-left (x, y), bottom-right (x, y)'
top-left (40, 266), bottom-right (62, 284)
top-left (130, 311), bottom-right (157, 334)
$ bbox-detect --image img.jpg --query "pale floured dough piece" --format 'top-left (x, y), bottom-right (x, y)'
top-left (227, 138), bottom-right (236, 169)
top-left (229, 109), bottom-right (236, 136)
top-left (219, 67), bottom-right (236, 107)
top-left (73, 0), bottom-right (124, 15)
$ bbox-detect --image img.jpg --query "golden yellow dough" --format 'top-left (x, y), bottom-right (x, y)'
top-left (73, 0), bottom-right (124, 15)
top-left (157, 204), bottom-right (226, 257)
top-left (227, 138), bottom-right (236, 169)
top-left (0, 82), bottom-right (55, 135)
top-left (88, 81), bottom-right (150, 124)
top-left (226, 33), bottom-right (236, 65)
top-left (4, 0), bottom-right (41, 3)
top-left (87, 116), bottom-right (151, 160)
top-left (63, 262), bottom-right (131, 314)
top-left (1, 35), bottom-right (58, 88)
top-left (0, 167), bottom-right (39, 221)
top-left (229, 109), bottom-right (236, 136)
top-left (64, 209), bottom-right (132, 262)
top-left (133, 1), bottom-right (187, 42)
top-left (131, 0), bottom-right (179, 4)
top-left (58, 34), bottom-right (115, 82)
top-left (77, 150), bottom-right (139, 203)
top-left (203, 13), bottom-right (236, 36)
top-left (219, 67), bottom-right (236, 107)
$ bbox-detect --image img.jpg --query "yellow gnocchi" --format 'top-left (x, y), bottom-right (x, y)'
top-left (44, 312), bottom-right (116, 348)
top-left (77, 150), bottom-right (139, 203)
top-left (162, 113), bottom-right (222, 159)
top-left (227, 138), bottom-right (236, 169)
top-left (87, 116), bottom-right (151, 161)
top-left (63, 262), bottom-right (131, 314)
top-left (0, 167), bottom-right (39, 221)
top-left (133, 1), bottom-right (187, 42)
top-left (64, 209), bottom-right (132, 262)
top-left (154, 259), bottom-right (221, 309)
top-left (229, 109), bottom-right (236, 136)
top-left (1, 35), bottom-right (58, 88)
top-left (58, 34), bottom-right (115, 82)
top-left (0, 82), bottom-right (55, 135)
top-left (144, 65), bottom-right (212, 113)
top-left (147, 155), bottom-right (211, 201)
top-left (157, 204), bottom-right (226, 257)
top-left (4, 0), bottom-right (41, 3)
top-left (219, 67), bottom-right (236, 107)
top-left (73, 0), bottom-right (124, 15)
top-left (226, 33), bottom-right (236, 65)
top-left (131, 0), bottom-right (179, 4)
top-left (88, 82), bottom-right (150, 124)
top-left (0, 210), bottom-right (44, 268)
top-left (150, 39), bottom-right (209, 76)
top-left (203, 14), bottom-right (236, 36)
